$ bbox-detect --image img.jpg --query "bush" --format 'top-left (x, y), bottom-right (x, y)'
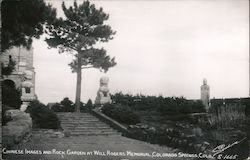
top-left (242, 98), bottom-right (250, 116)
top-left (26, 100), bottom-right (60, 129)
top-left (2, 105), bottom-right (13, 126)
top-left (60, 97), bottom-right (74, 112)
top-left (102, 104), bottom-right (141, 125)
top-left (86, 99), bottom-right (94, 110)
top-left (50, 103), bottom-right (64, 112)
top-left (50, 97), bottom-right (75, 112)
top-left (111, 93), bottom-right (206, 115)
top-left (2, 80), bottom-right (22, 109)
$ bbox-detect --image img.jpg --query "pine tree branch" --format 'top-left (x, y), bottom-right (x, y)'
top-left (81, 66), bottom-right (94, 69)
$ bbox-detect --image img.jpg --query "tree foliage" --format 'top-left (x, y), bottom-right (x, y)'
top-left (45, 0), bottom-right (116, 72)
top-left (1, 0), bottom-right (57, 52)
top-left (1, 55), bottom-right (16, 76)
top-left (45, 1), bottom-right (116, 112)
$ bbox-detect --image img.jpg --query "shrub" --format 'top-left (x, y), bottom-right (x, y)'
top-left (50, 103), bottom-right (64, 112)
top-left (102, 104), bottom-right (141, 125)
top-left (26, 100), bottom-right (60, 129)
top-left (50, 97), bottom-right (75, 112)
top-left (242, 98), bottom-right (250, 116)
top-left (2, 80), bottom-right (22, 109)
top-left (111, 92), bottom-right (206, 115)
top-left (2, 80), bottom-right (21, 125)
top-left (80, 102), bottom-right (88, 112)
top-left (60, 97), bottom-right (74, 112)
top-left (86, 99), bottom-right (94, 110)
top-left (2, 105), bottom-right (13, 126)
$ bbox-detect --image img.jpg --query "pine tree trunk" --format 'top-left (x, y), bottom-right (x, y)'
top-left (75, 54), bottom-right (82, 113)
top-left (0, 63), bottom-right (2, 123)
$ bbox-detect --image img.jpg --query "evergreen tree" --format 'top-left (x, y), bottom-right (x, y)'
top-left (45, 1), bottom-right (116, 112)
top-left (1, 0), bottom-right (57, 52)
top-left (60, 97), bottom-right (74, 112)
top-left (86, 99), bottom-right (93, 110)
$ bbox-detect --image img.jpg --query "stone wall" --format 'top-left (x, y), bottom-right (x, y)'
top-left (2, 110), bottom-right (32, 148)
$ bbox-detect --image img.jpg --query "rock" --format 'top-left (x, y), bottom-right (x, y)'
top-left (47, 129), bottom-right (54, 134)
top-left (54, 131), bottom-right (64, 138)
top-left (201, 146), bottom-right (207, 151)
top-left (186, 134), bottom-right (195, 139)
top-left (180, 132), bottom-right (185, 138)
top-left (178, 140), bottom-right (182, 145)
top-left (128, 125), bottom-right (135, 129)
top-left (3, 110), bottom-right (32, 148)
top-left (2, 127), bottom-right (15, 148)
top-left (192, 127), bottom-right (203, 136)
top-left (183, 139), bottom-right (188, 145)
top-left (203, 141), bottom-right (210, 146)
top-left (188, 143), bottom-right (193, 147)
top-left (148, 127), bottom-right (156, 133)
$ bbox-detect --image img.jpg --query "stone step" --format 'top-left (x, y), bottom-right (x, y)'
top-left (61, 124), bottom-right (106, 127)
top-left (57, 112), bottom-right (90, 115)
top-left (57, 113), bottom-right (120, 136)
top-left (69, 131), bottom-right (121, 136)
top-left (68, 128), bottom-right (115, 131)
top-left (57, 114), bottom-right (93, 117)
top-left (60, 119), bottom-right (100, 122)
top-left (61, 119), bottom-right (97, 121)
top-left (62, 126), bottom-right (111, 129)
top-left (60, 121), bottom-right (103, 124)
top-left (69, 130), bottom-right (116, 133)
top-left (61, 123), bottom-right (108, 127)
top-left (59, 117), bottom-right (96, 119)
top-left (58, 115), bottom-right (96, 118)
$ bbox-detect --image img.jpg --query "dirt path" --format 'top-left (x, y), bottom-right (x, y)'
top-left (3, 129), bottom-right (195, 160)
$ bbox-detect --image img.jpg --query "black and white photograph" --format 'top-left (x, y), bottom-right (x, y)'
top-left (1, 0), bottom-right (249, 159)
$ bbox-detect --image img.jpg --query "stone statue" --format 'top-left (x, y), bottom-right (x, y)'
top-left (95, 76), bottom-right (111, 105)
top-left (201, 78), bottom-right (210, 111)
top-left (20, 70), bottom-right (36, 111)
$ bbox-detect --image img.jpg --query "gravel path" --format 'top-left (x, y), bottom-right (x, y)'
top-left (3, 129), bottom-right (195, 160)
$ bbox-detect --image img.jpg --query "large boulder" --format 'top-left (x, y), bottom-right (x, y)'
top-left (3, 110), bottom-right (32, 148)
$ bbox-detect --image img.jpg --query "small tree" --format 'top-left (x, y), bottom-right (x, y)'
top-left (60, 97), bottom-right (74, 112)
top-left (86, 99), bottom-right (93, 110)
top-left (45, 1), bottom-right (116, 112)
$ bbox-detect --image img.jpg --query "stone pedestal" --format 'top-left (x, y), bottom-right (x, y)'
top-left (95, 76), bottom-right (111, 105)
top-left (20, 71), bottom-right (36, 110)
top-left (201, 79), bottom-right (210, 111)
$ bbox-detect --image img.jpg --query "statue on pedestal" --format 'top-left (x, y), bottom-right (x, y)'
top-left (20, 70), bottom-right (36, 111)
top-left (95, 76), bottom-right (111, 106)
top-left (201, 78), bottom-right (210, 111)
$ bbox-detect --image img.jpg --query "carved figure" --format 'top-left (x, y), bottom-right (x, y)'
top-left (95, 76), bottom-right (111, 105)
top-left (20, 70), bottom-right (36, 111)
top-left (201, 78), bottom-right (210, 111)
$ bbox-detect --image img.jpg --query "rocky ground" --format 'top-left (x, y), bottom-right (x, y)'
top-left (2, 129), bottom-right (195, 160)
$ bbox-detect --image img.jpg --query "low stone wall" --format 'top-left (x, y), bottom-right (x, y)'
top-left (90, 109), bottom-right (131, 136)
top-left (2, 110), bottom-right (32, 148)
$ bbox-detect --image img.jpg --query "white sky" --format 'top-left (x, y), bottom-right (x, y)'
top-left (33, 0), bottom-right (249, 104)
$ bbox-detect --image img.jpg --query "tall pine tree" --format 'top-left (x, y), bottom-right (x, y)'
top-left (45, 1), bottom-right (116, 112)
